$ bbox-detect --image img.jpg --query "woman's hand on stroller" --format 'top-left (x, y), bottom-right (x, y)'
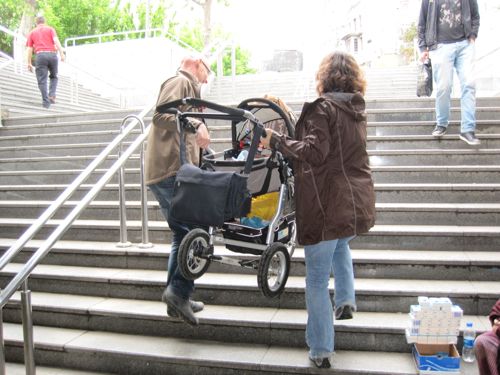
top-left (260, 128), bottom-right (276, 149)
top-left (195, 121), bottom-right (211, 150)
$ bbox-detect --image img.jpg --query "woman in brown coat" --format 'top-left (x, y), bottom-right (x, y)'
top-left (261, 51), bottom-right (375, 368)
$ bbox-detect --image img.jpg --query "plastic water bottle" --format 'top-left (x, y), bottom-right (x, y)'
top-left (235, 149), bottom-right (248, 161)
top-left (462, 322), bottom-right (475, 363)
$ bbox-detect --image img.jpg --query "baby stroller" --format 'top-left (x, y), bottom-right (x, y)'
top-left (156, 97), bottom-right (296, 298)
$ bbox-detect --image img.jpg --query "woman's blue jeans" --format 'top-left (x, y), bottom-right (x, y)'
top-left (429, 39), bottom-right (476, 133)
top-left (304, 236), bottom-right (356, 359)
top-left (149, 176), bottom-right (194, 299)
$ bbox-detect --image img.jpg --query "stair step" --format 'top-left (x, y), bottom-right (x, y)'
top-left (2, 165), bottom-right (500, 185)
top-left (1, 263), bottom-right (498, 313)
top-left (1, 108), bottom-right (145, 126)
top-left (367, 107), bottom-right (500, 122)
top-left (3, 291), bottom-right (490, 353)
top-left (0, 239), bottom-right (498, 280)
top-left (6, 362), bottom-right (111, 375)
top-left (1, 200), bottom-right (500, 226)
top-left (1, 182), bottom-right (499, 204)
top-left (368, 120), bottom-right (500, 136)
top-left (0, 217), bottom-right (499, 250)
top-left (2, 322), bottom-right (480, 375)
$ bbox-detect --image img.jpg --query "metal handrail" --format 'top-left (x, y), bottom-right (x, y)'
top-left (117, 115), bottom-right (152, 248)
top-left (64, 27), bottom-right (197, 52)
top-left (0, 52), bottom-right (15, 126)
top-left (0, 24), bottom-right (26, 75)
top-left (62, 60), bottom-right (136, 107)
top-left (0, 104), bottom-right (154, 375)
top-left (0, 24), bottom-right (130, 107)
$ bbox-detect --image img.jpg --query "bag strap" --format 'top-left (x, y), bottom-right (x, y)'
top-left (243, 122), bottom-right (264, 175)
top-left (178, 117), bottom-right (189, 166)
top-left (177, 111), bottom-right (264, 175)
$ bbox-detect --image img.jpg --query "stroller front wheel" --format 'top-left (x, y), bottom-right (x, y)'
top-left (178, 228), bottom-right (211, 280)
top-left (257, 243), bottom-right (290, 298)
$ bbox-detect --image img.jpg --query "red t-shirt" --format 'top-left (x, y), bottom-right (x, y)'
top-left (26, 25), bottom-right (57, 53)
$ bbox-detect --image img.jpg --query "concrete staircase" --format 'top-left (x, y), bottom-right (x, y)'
top-left (0, 58), bottom-right (121, 119)
top-left (204, 65), bottom-right (418, 104)
top-left (0, 92), bottom-right (499, 374)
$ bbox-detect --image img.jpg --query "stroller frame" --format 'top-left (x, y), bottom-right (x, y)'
top-left (156, 97), bottom-right (296, 298)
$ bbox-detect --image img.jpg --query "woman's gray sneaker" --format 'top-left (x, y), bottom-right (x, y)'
top-left (310, 357), bottom-right (331, 368)
top-left (335, 305), bottom-right (354, 320)
top-left (459, 132), bottom-right (480, 145)
top-left (432, 125), bottom-right (447, 136)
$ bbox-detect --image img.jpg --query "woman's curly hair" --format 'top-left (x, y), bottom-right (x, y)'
top-left (316, 51), bottom-right (366, 96)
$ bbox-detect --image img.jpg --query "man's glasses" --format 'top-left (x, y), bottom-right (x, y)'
top-left (201, 59), bottom-right (212, 75)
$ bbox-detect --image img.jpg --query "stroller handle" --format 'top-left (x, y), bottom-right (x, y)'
top-left (156, 97), bottom-right (257, 122)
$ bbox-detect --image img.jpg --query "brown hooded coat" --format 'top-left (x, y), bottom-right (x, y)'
top-left (270, 92), bottom-right (376, 246)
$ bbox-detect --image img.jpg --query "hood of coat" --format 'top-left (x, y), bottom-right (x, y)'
top-left (321, 91), bottom-right (366, 122)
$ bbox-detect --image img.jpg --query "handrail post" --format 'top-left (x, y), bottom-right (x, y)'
top-left (231, 43), bottom-right (236, 101)
top-left (119, 115), bottom-right (152, 249)
top-left (138, 118), bottom-right (153, 249)
top-left (21, 281), bottom-right (35, 375)
top-left (116, 119), bottom-right (132, 248)
top-left (0, 307), bottom-right (5, 375)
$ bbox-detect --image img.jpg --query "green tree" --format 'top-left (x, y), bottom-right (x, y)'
top-left (189, 0), bottom-right (229, 47)
top-left (1, 0), bottom-right (253, 75)
top-left (38, 0), bottom-right (127, 45)
top-left (220, 45), bottom-right (256, 75)
top-left (0, 0), bottom-right (29, 55)
top-left (400, 22), bottom-right (417, 64)
top-left (179, 22), bottom-right (255, 75)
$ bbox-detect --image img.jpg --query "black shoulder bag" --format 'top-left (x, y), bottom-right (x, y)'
top-left (169, 117), bottom-right (259, 227)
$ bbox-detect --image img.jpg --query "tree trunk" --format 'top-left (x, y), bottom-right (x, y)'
top-left (19, 0), bottom-right (37, 37)
top-left (203, 0), bottom-right (212, 48)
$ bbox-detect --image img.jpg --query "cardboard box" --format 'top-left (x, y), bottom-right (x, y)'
top-left (413, 343), bottom-right (460, 374)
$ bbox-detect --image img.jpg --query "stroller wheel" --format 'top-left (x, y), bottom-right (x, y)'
top-left (257, 243), bottom-right (290, 298)
top-left (178, 228), bottom-right (211, 280)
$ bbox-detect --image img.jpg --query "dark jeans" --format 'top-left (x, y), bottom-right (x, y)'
top-left (35, 52), bottom-right (59, 107)
top-left (149, 176), bottom-right (194, 299)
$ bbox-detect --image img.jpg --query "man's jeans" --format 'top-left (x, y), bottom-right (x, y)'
top-left (149, 176), bottom-right (194, 299)
top-left (304, 236), bottom-right (356, 358)
top-left (35, 52), bottom-right (59, 107)
top-left (429, 39), bottom-right (476, 133)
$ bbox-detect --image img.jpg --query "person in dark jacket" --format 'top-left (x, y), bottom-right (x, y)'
top-left (475, 299), bottom-right (500, 375)
top-left (417, 0), bottom-right (480, 145)
top-left (260, 51), bottom-right (376, 369)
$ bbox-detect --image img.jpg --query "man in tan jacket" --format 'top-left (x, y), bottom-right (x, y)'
top-left (145, 55), bottom-right (211, 325)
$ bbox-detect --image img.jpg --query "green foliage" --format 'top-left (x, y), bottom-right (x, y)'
top-left (221, 46), bottom-right (256, 75)
top-left (400, 22), bottom-right (417, 64)
top-left (0, 0), bottom-right (28, 55)
top-left (178, 21), bottom-right (204, 51)
top-left (178, 23), bottom-right (255, 75)
top-left (401, 22), bottom-right (417, 43)
top-left (0, 0), bottom-right (254, 75)
top-left (38, 0), bottom-right (129, 44)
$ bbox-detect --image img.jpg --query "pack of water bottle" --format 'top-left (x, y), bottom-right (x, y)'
top-left (406, 296), bottom-right (463, 345)
top-left (408, 296), bottom-right (475, 374)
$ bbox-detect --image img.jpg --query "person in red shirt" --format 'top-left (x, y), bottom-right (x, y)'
top-left (26, 15), bottom-right (65, 108)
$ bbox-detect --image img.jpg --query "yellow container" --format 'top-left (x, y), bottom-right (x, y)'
top-left (247, 192), bottom-right (279, 221)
